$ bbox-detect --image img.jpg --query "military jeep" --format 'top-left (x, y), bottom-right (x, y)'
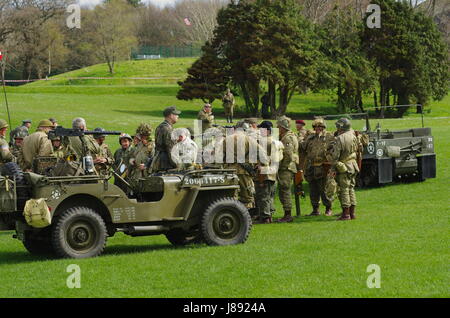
top-left (0, 163), bottom-right (251, 259)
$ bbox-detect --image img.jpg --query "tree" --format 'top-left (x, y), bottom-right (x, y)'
top-left (320, 7), bottom-right (376, 113)
top-left (362, 0), bottom-right (449, 116)
top-left (177, 42), bottom-right (229, 103)
top-left (87, 0), bottom-right (138, 74)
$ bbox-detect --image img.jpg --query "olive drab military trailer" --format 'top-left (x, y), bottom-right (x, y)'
top-left (323, 106), bottom-right (436, 187)
top-left (0, 164), bottom-right (252, 259)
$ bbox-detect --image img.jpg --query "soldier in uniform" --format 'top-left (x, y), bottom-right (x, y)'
top-left (113, 133), bottom-right (133, 193)
top-left (331, 118), bottom-right (360, 221)
top-left (10, 119), bottom-right (31, 146)
top-left (254, 121), bottom-right (284, 224)
top-left (276, 116), bottom-right (299, 223)
top-left (300, 118), bottom-right (335, 216)
top-left (11, 130), bottom-right (27, 169)
top-left (197, 103), bottom-right (215, 133)
top-left (150, 106), bottom-right (180, 173)
top-left (93, 128), bottom-right (115, 175)
top-left (295, 120), bottom-right (310, 144)
top-left (222, 88), bottom-right (235, 123)
top-left (222, 121), bottom-right (268, 209)
top-left (128, 123), bottom-right (155, 183)
top-left (0, 119), bottom-right (14, 168)
top-left (22, 119), bottom-right (54, 172)
top-left (50, 135), bottom-right (65, 161)
top-left (261, 92), bottom-right (270, 119)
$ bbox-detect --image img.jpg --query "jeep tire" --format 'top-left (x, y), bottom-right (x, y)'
top-left (201, 198), bottom-right (251, 246)
top-left (52, 207), bottom-right (107, 259)
top-left (165, 228), bottom-right (203, 246)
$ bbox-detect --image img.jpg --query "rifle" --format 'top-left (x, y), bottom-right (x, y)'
top-left (294, 170), bottom-right (305, 217)
top-left (48, 126), bottom-right (122, 139)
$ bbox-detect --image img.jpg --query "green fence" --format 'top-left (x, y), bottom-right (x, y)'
top-left (131, 45), bottom-right (202, 59)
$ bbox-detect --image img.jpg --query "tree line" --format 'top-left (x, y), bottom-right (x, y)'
top-left (0, 0), bottom-right (228, 79)
top-left (177, 0), bottom-right (448, 116)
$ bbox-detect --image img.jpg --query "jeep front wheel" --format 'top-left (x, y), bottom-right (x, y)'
top-left (201, 198), bottom-right (251, 246)
top-left (52, 207), bottom-right (107, 259)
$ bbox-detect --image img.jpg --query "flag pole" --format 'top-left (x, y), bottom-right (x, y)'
top-left (0, 52), bottom-right (12, 129)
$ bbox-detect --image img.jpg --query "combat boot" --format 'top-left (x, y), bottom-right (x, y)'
top-left (349, 205), bottom-right (356, 220)
top-left (325, 206), bottom-right (333, 216)
top-left (308, 206), bottom-right (320, 216)
top-left (254, 217), bottom-right (272, 224)
top-left (277, 211), bottom-right (293, 223)
top-left (337, 207), bottom-right (351, 221)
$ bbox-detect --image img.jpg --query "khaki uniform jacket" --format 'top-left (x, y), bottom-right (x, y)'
top-left (300, 131), bottom-right (335, 171)
top-left (332, 130), bottom-right (359, 174)
top-left (222, 93), bottom-right (235, 107)
top-left (0, 136), bottom-right (14, 165)
top-left (197, 110), bottom-right (215, 132)
top-left (22, 131), bottom-right (53, 170)
top-left (64, 135), bottom-right (101, 160)
top-left (129, 141), bottom-right (155, 178)
top-left (279, 130), bottom-right (299, 173)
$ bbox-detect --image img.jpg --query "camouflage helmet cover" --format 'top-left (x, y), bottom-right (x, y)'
top-left (335, 118), bottom-right (351, 131)
top-left (312, 118), bottom-right (327, 128)
top-left (136, 123), bottom-right (152, 136)
top-left (13, 130), bottom-right (28, 139)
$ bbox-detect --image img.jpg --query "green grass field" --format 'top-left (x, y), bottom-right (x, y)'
top-left (0, 59), bottom-right (449, 298)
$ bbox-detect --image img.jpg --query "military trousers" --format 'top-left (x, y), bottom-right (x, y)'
top-left (223, 104), bottom-right (234, 118)
top-left (277, 169), bottom-right (294, 212)
top-left (255, 180), bottom-right (276, 218)
top-left (336, 172), bottom-right (357, 208)
top-left (307, 177), bottom-right (332, 208)
top-left (237, 173), bottom-right (255, 209)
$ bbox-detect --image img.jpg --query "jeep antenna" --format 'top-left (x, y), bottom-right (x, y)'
top-left (0, 50), bottom-right (12, 129)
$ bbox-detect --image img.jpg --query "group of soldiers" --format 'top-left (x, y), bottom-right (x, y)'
top-left (0, 101), bottom-right (366, 223)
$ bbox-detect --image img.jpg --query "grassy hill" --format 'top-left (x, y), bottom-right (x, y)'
top-left (26, 58), bottom-right (196, 86)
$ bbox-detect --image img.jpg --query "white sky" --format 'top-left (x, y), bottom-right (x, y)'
top-left (78, 0), bottom-right (177, 8)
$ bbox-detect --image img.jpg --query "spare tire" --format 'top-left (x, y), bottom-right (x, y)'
top-left (1, 162), bottom-right (25, 185)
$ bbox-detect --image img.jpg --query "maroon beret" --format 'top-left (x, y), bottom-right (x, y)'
top-left (296, 120), bottom-right (306, 125)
